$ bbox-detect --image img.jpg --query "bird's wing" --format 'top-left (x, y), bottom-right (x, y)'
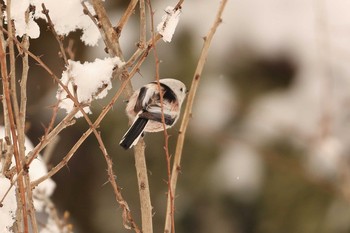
top-left (139, 110), bottom-right (176, 126)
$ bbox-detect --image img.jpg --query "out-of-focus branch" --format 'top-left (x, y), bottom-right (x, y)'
top-left (89, 2), bottom-right (155, 232)
top-left (30, 49), bottom-right (153, 231)
top-left (0, 24), bottom-right (29, 233)
top-left (146, 0), bottom-right (174, 231)
top-left (164, 0), bottom-right (228, 232)
top-left (139, 0), bottom-right (146, 49)
top-left (41, 3), bottom-right (68, 64)
top-left (116, 0), bottom-right (139, 37)
top-left (90, 0), bottom-right (123, 57)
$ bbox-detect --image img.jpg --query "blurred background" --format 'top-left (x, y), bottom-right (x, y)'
top-left (8, 0), bottom-right (350, 232)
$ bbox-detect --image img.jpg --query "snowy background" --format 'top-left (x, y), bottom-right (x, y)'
top-left (3, 0), bottom-right (350, 232)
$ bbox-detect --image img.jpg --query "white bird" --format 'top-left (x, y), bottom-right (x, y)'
top-left (120, 78), bottom-right (187, 149)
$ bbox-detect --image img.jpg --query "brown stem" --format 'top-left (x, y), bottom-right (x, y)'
top-left (164, 0), bottom-right (228, 232)
top-left (116, 0), bottom-right (139, 38)
top-left (0, 26), bottom-right (29, 233)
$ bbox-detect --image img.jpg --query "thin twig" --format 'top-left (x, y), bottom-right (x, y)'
top-left (146, 0), bottom-right (175, 231)
top-left (41, 3), bottom-right (68, 65)
top-left (0, 108), bottom-right (77, 205)
top-left (0, 23), bottom-right (29, 233)
top-left (42, 135), bottom-right (60, 164)
top-left (21, 6), bottom-right (39, 233)
top-left (139, 0), bottom-right (146, 49)
top-left (115, 0), bottom-right (139, 37)
top-left (164, 0), bottom-right (228, 232)
top-left (30, 54), bottom-right (151, 231)
top-left (90, 0), bottom-right (123, 57)
top-left (125, 33), bottom-right (162, 68)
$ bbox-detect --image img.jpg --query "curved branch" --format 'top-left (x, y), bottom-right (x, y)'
top-left (164, 0), bottom-right (228, 232)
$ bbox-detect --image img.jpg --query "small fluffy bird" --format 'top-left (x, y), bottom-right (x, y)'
top-left (119, 78), bottom-right (187, 149)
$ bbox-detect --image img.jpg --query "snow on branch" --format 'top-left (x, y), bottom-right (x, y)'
top-left (56, 57), bottom-right (124, 118)
top-left (157, 6), bottom-right (181, 42)
top-left (0, 127), bottom-right (56, 233)
top-left (6, 0), bottom-right (100, 46)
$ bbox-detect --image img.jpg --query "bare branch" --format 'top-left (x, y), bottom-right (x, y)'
top-left (116, 0), bottom-right (139, 38)
top-left (164, 0), bottom-right (228, 232)
top-left (133, 139), bottom-right (153, 233)
top-left (41, 3), bottom-right (68, 64)
top-left (0, 15), bottom-right (29, 232)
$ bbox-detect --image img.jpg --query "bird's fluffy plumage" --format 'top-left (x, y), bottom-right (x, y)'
top-left (120, 78), bottom-right (187, 149)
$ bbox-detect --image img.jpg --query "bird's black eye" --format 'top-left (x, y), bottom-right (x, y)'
top-left (180, 88), bottom-right (184, 92)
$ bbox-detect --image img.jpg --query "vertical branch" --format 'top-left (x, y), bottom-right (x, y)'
top-left (133, 140), bottom-right (153, 233)
top-left (146, 0), bottom-right (175, 231)
top-left (0, 29), bottom-right (29, 233)
top-left (89, 0), bottom-right (134, 96)
top-left (6, 0), bottom-right (19, 127)
top-left (139, 0), bottom-right (146, 49)
top-left (164, 0), bottom-right (228, 232)
top-left (131, 1), bottom-right (154, 232)
top-left (90, 0), bottom-right (123, 57)
top-left (21, 6), bottom-right (40, 233)
top-left (19, 15), bottom-right (30, 150)
top-left (0, 2), bottom-right (12, 175)
top-left (116, 0), bottom-right (139, 36)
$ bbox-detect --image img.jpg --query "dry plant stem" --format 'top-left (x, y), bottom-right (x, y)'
top-left (126, 33), bottom-right (161, 68)
top-left (21, 8), bottom-right (39, 232)
top-left (6, 8), bottom-right (35, 233)
top-left (6, 1), bottom-right (20, 130)
top-left (88, 0), bottom-right (134, 96)
top-left (30, 48), bottom-right (153, 227)
top-left (30, 71), bottom-right (143, 232)
top-left (164, 0), bottom-right (228, 232)
top-left (0, 31), bottom-right (29, 233)
top-left (24, 174), bottom-right (39, 233)
top-left (0, 3), bottom-right (12, 174)
top-left (146, 0), bottom-right (174, 231)
top-left (0, 3), bottom-right (155, 231)
top-left (174, 0), bottom-right (184, 11)
top-left (42, 135), bottom-right (60, 164)
top-left (116, 0), bottom-right (139, 36)
top-left (90, 0), bottom-right (123, 57)
top-left (130, 2), bottom-right (154, 233)
top-left (139, 0), bottom-right (146, 48)
top-left (41, 4), bottom-right (68, 64)
top-left (133, 139), bottom-right (153, 233)
top-left (0, 108), bottom-right (77, 205)
top-left (20, 35), bottom-right (30, 143)
top-left (0, 3), bottom-right (12, 140)
top-left (91, 2), bottom-right (154, 232)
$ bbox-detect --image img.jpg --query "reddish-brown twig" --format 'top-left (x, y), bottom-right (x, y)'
top-left (164, 0), bottom-right (228, 232)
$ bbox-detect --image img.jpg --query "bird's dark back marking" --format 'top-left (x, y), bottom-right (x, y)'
top-left (151, 82), bottom-right (177, 103)
top-left (134, 87), bottom-right (146, 112)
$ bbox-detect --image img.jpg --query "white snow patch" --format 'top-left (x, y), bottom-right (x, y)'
top-left (5, 0), bottom-right (100, 46)
top-left (57, 57), bottom-right (124, 118)
top-left (157, 6), bottom-right (181, 42)
top-left (0, 126), bottom-right (57, 231)
top-left (0, 176), bottom-right (16, 233)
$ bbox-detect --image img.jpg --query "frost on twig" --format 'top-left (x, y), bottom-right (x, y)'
top-left (157, 6), bottom-right (181, 42)
top-left (56, 57), bottom-right (124, 118)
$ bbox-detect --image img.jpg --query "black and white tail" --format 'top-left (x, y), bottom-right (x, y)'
top-left (119, 117), bottom-right (148, 149)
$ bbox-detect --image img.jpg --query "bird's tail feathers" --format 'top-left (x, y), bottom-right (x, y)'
top-left (119, 117), bottom-right (148, 149)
